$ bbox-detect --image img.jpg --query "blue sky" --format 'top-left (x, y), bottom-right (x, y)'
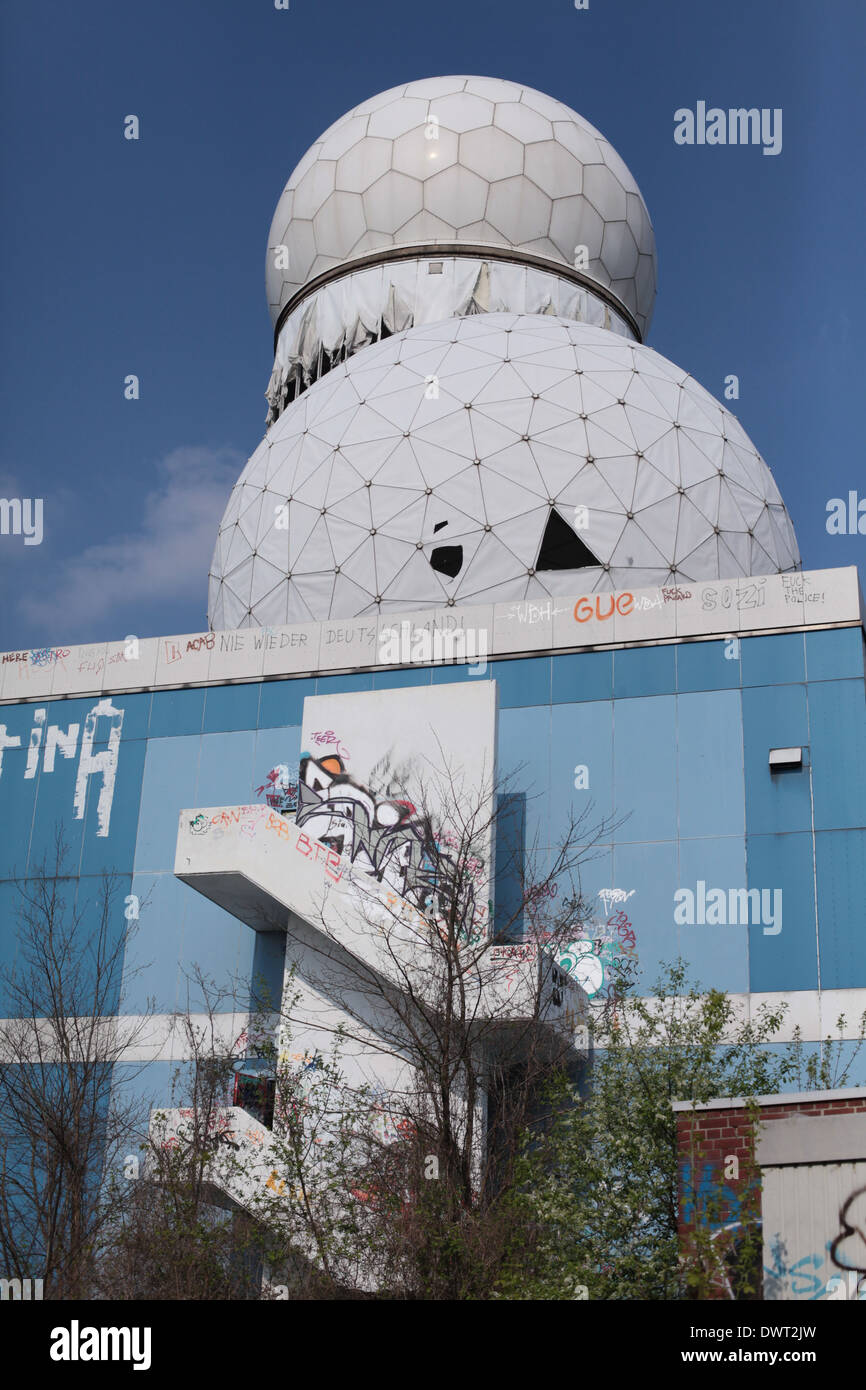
top-left (0, 0), bottom-right (864, 650)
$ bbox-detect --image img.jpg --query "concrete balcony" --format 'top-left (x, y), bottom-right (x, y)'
top-left (174, 804), bottom-right (587, 1039)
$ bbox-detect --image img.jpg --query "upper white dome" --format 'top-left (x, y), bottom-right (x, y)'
top-left (266, 76), bottom-right (658, 338)
top-left (209, 314), bottom-right (800, 630)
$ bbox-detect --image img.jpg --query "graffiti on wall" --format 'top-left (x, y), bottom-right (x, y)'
top-left (309, 729), bottom-right (351, 760)
top-left (563, 575), bottom-right (834, 625)
top-left (830, 1186), bottom-right (866, 1277)
top-left (597, 888), bottom-right (635, 914)
top-left (293, 749), bottom-right (487, 939)
top-left (189, 805), bottom-right (270, 840)
top-left (764, 1237), bottom-right (866, 1301)
top-left (759, 1176), bottom-right (866, 1300)
top-left (825, 1183), bottom-right (866, 1298)
top-left (255, 764), bottom-right (298, 815)
top-left (0, 698), bottom-right (124, 838)
top-left (527, 890), bottom-right (638, 1000)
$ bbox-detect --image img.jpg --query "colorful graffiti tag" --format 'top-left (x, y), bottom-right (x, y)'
top-left (256, 764), bottom-right (299, 815)
top-left (294, 750), bottom-right (486, 938)
top-left (189, 805), bottom-right (268, 839)
top-left (530, 896), bottom-right (639, 1000)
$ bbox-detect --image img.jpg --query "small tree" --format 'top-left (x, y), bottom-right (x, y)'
top-left (0, 833), bottom-right (153, 1299)
top-left (785, 1011), bottom-right (866, 1093)
top-left (496, 961), bottom-right (799, 1300)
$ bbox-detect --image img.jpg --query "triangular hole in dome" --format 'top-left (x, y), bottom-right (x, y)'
top-left (536, 509), bottom-right (599, 571)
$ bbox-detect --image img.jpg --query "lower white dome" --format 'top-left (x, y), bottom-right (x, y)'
top-left (208, 314), bottom-right (800, 628)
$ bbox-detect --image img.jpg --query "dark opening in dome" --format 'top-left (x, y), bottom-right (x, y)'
top-left (536, 509), bottom-right (599, 571)
top-left (430, 545), bottom-right (463, 578)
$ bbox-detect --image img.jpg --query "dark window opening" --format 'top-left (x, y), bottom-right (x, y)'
top-left (536, 508), bottom-right (598, 571)
top-left (430, 545), bottom-right (463, 578)
top-left (233, 1068), bottom-right (276, 1129)
top-left (433, 520), bottom-right (448, 533)
top-left (494, 792), bottom-right (526, 941)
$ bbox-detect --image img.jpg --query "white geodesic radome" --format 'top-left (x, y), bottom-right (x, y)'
top-left (266, 76), bottom-right (657, 339)
top-left (208, 314), bottom-right (801, 629)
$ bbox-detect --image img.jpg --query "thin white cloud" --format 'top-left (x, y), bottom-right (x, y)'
top-left (13, 445), bottom-right (244, 643)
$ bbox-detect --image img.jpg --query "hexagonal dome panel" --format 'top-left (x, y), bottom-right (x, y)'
top-left (266, 76), bottom-right (658, 337)
top-left (210, 314), bottom-right (800, 629)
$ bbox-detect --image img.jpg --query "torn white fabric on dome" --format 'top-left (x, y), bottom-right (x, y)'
top-left (265, 258), bottom-right (634, 424)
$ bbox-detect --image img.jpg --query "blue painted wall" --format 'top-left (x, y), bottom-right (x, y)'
top-left (1, 627), bottom-right (864, 1021)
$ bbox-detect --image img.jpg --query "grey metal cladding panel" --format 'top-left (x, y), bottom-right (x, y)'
top-left (757, 1113), bottom-right (866, 1167)
top-left (762, 1159), bottom-right (866, 1299)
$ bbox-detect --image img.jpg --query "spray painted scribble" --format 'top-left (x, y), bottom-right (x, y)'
top-left (292, 824), bottom-right (345, 883)
top-left (309, 729), bottom-right (351, 760)
top-left (2, 646), bottom-right (70, 668)
top-left (0, 698), bottom-right (124, 837)
top-left (830, 1187), bottom-right (866, 1277)
top-left (189, 805), bottom-right (269, 841)
top-left (29, 647), bottom-right (71, 667)
top-left (256, 764), bottom-right (298, 814)
top-left (597, 887), bottom-right (635, 914)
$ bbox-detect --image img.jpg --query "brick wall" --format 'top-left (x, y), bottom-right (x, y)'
top-left (677, 1094), bottom-right (866, 1236)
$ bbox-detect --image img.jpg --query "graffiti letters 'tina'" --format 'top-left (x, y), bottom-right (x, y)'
top-left (0, 698), bottom-right (124, 837)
